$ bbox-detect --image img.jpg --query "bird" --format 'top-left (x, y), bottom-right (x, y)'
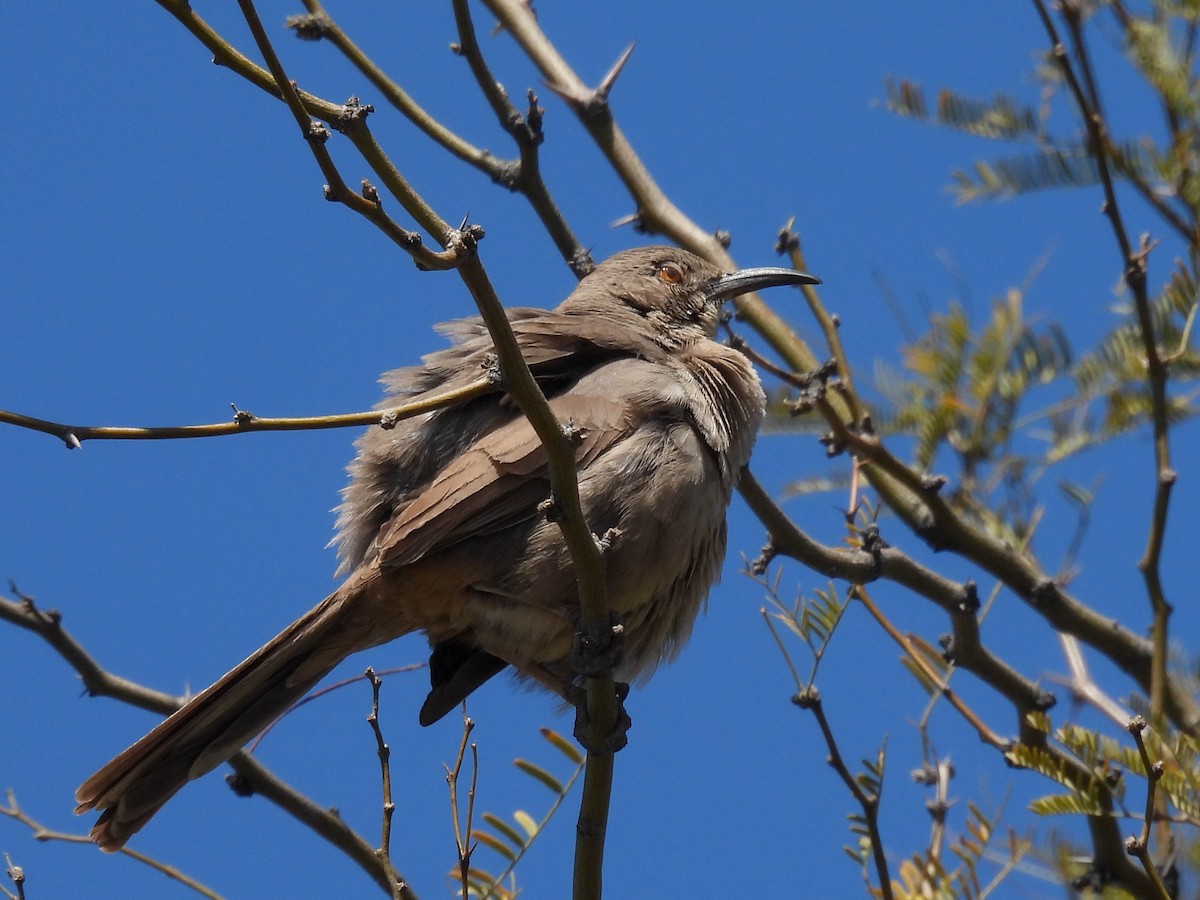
top-left (74, 244), bottom-right (818, 850)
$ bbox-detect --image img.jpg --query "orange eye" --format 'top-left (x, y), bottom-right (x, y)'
top-left (657, 261), bottom-right (685, 284)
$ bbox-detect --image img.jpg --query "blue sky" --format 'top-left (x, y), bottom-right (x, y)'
top-left (3, 3), bottom-right (1195, 898)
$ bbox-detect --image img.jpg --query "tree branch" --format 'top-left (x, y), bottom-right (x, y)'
top-left (1, 587), bottom-right (410, 896)
top-left (0, 378), bottom-right (496, 448)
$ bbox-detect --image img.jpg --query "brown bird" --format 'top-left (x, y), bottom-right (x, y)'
top-left (75, 245), bottom-right (818, 850)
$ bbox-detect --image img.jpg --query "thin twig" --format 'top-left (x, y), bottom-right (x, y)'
top-left (1034, 0), bottom-right (1178, 734)
top-left (2, 588), bottom-right (408, 896)
top-left (236, 0), bottom-right (468, 269)
top-left (476, 730), bottom-right (585, 900)
top-left (1, 791), bottom-right (222, 899)
top-left (853, 587), bottom-right (1007, 751)
top-left (1124, 717), bottom-right (1172, 900)
top-left (0, 377), bottom-right (496, 448)
top-left (292, 1), bottom-right (503, 175)
top-left (447, 255), bottom-right (620, 900)
top-left (248, 665), bottom-right (427, 754)
top-left (793, 687), bottom-right (894, 900)
top-left (450, 0), bottom-right (591, 275)
top-left (153, 0), bottom-right (471, 268)
top-left (777, 219), bottom-right (862, 421)
top-left (2, 852), bottom-right (22, 900)
top-left (445, 711), bottom-right (478, 900)
top-left (364, 668), bottom-right (405, 899)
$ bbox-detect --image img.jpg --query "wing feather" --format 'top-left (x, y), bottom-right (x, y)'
top-left (376, 390), bottom-right (635, 569)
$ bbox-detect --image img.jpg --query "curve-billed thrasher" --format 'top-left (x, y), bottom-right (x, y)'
top-left (75, 245), bottom-right (817, 850)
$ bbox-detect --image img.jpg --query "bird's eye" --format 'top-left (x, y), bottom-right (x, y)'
top-left (657, 261), bottom-right (685, 285)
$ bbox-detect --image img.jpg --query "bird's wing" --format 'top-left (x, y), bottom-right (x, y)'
top-left (382, 309), bottom-right (666, 400)
top-left (374, 383), bottom-right (634, 569)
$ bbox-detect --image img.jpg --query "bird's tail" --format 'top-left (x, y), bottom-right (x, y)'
top-left (75, 569), bottom-right (395, 851)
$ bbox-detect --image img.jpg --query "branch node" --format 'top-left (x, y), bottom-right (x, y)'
top-left (793, 685), bottom-right (820, 709)
top-left (859, 523), bottom-right (888, 562)
top-left (938, 633), bottom-right (956, 663)
top-left (1034, 689), bottom-right (1057, 711)
top-left (225, 772), bottom-right (255, 798)
top-left (537, 495), bottom-right (563, 522)
top-left (333, 96), bottom-right (375, 134)
top-left (285, 13), bottom-right (333, 41)
top-left (775, 223), bottom-right (800, 256)
top-left (524, 89), bottom-right (545, 144)
top-left (572, 613), bottom-right (625, 677)
top-left (306, 120), bottom-right (331, 145)
top-left (488, 159), bottom-right (522, 190)
top-left (750, 537), bottom-right (777, 576)
top-left (920, 472), bottom-right (948, 494)
top-left (480, 353), bottom-right (503, 386)
top-left (610, 209), bottom-right (650, 234)
top-left (958, 580), bottom-right (980, 613)
top-left (230, 404), bottom-right (257, 425)
top-left (548, 43), bottom-right (635, 122)
top-left (560, 419), bottom-right (586, 445)
top-left (569, 246), bottom-right (596, 278)
top-left (817, 431), bottom-right (846, 458)
top-left (1030, 578), bottom-right (1060, 609)
top-left (593, 527), bottom-right (621, 554)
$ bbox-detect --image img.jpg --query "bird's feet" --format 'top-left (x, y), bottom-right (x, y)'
top-left (571, 611), bottom-right (625, 677)
top-left (571, 681), bottom-right (632, 754)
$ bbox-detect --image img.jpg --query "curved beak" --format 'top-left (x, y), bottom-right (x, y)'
top-left (701, 266), bottom-right (821, 305)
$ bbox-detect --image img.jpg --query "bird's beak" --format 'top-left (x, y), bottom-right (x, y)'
top-left (701, 266), bottom-right (821, 305)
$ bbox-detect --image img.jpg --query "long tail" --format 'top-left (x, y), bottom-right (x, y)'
top-left (75, 570), bottom-right (395, 851)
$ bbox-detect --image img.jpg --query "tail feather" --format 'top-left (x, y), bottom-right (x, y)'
top-left (76, 578), bottom-right (384, 852)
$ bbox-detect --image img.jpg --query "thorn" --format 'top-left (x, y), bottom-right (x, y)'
top-left (595, 43), bottom-right (635, 102)
top-left (543, 44), bottom-right (635, 119)
top-left (610, 209), bottom-right (650, 234)
top-left (775, 218), bottom-right (799, 255)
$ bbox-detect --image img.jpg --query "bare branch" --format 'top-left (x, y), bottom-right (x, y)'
top-left (0, 792), bottom-right (222, 900)
top-left (2, 588), bottom-right (408, 896)
top-left (0, 377), bottom-right (497, 448)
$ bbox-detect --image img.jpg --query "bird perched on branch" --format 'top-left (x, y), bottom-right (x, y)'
top-left (75, 245), bottom-right (818, 850)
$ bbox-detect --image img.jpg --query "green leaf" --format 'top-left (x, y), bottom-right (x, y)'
top-left (480, 812), bottom-right (526, 850)
top-left (512, 809), bottom-right (539, 839)
top-left (950, 148), bottom-right (1098, 203)
top-left (884, 78), bottom-right (1039, 139)
top-left (540, 727), bottom-right (584, 765)
top-left (472, 829), bottom-right (518, 861)
top-left (1029, 791), bottom-right (1104, 816)
top-left (513, 759), bottom-right (564, 794)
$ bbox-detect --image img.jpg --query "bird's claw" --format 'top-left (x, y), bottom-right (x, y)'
top-left (571, 681), bottom-right (631, 754)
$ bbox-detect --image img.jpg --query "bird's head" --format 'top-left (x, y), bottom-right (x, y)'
top-left (561, 245), bottom-right (819, 347)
